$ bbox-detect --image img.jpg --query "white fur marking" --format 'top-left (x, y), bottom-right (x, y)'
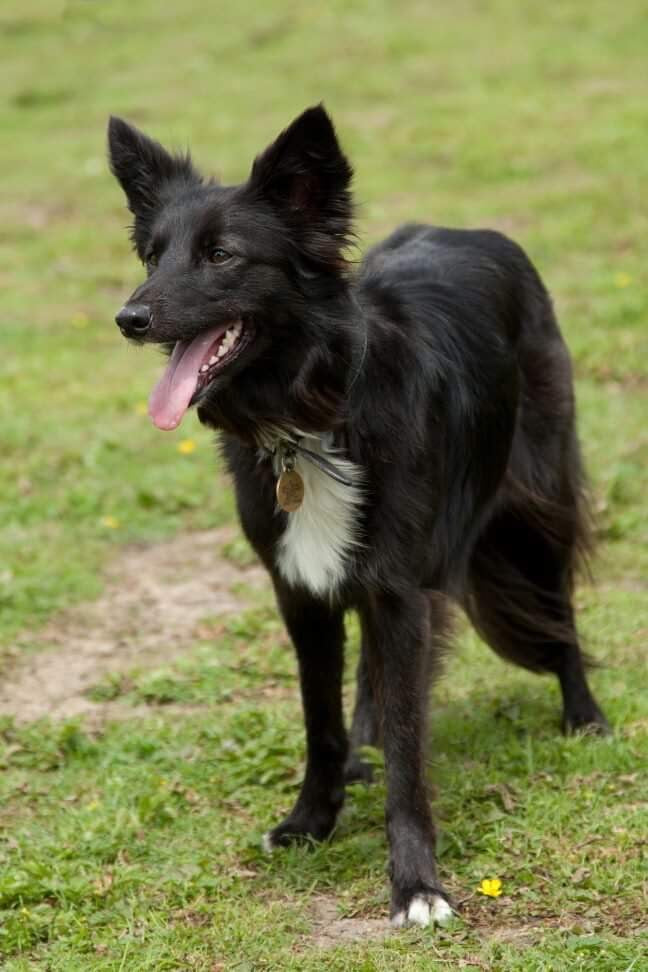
top-left (276, 436), bottom-right (364, 596)
top-left (431, 895), bottom-right (453, 925)
top-left (392, 894), bottom-right (453, 929)
top-left (261, 832), bottom-right (275, 854)
top-left (407, 895), bottom-right (431, 926)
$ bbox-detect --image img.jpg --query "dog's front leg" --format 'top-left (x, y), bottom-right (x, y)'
top-left (366, 589), bottom-right (452, 928)
top-left (263, 579), bottom-right (348, 849)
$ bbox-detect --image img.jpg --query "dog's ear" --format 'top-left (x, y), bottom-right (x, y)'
top-left (248, 105), bottom-right (353, 269)
top-left (108, 116), bottom-right (198, 221)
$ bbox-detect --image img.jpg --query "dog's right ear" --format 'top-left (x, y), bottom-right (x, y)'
top-left (107, 116), bottom-right (197, 221)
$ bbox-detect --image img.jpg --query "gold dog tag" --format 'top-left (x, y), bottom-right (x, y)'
top-left (276, 469), bottom-right (304, 512)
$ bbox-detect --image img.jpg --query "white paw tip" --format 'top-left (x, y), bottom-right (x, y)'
top-left (261, 832), bottom-right (275, 854)
top-left (431, 895), bottom-right (453, 925)
top-left (407, 895), bottom-right (431, 926)
top-left (392, 894), bottom-right (453, 929)
top-left (391, 910), bottom-right (406, 928)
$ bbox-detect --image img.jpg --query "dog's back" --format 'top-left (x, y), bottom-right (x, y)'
top-left (360, 220), bottom-right (582, 516)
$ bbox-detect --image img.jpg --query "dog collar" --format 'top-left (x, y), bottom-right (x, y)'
top-left (262, 433), bottom-right (355, 513)
top-left (268, 436), bottom-right (354, 488)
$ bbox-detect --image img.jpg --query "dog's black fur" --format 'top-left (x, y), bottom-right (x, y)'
top-left (108, 105), bottom-right (608, 923)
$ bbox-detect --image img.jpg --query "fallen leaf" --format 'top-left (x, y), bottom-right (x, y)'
top-left (485, 782), bottom-right (517, 813)
top-left (93, 872), bottom-right (113, 895)
top-left (571, 867), bottom-right (591, 884)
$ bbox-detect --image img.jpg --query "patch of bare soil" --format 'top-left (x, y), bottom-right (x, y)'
top-left (0, 528), bottom-right (266, 724)
top-left (308, 897), bottom-right (392, 947)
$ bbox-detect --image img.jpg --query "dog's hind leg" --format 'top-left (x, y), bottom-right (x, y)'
top-left (263, 578), bottom-right (348, 849)
top-left (466, 506), bottom-right (609, 734)
top-left (362, 589), bottom-right (452, 927)
top-left (345, 616), bottom-right (383, 783)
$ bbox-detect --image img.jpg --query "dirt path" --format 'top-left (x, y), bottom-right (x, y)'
top-left (0, 528), bottom-right (266, 724)
top-left (307, 897), bottom-right (392, 947)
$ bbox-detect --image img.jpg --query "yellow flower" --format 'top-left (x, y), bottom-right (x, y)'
top-left (86, 800), bottom-right (101, 811)
top-left (100, 516), bottom-right (120, 529)
top-left (177, 438), bottom-right (197, 454)
top-left (614, 272), bottom-right (632, 288)
top-left (478, 877), bottom-right (503, 897)
top-left (135, 401), bottom-right (148, 416)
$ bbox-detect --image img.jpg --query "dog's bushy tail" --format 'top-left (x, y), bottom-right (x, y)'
top-left (464, 428), bottom-right (596, 674)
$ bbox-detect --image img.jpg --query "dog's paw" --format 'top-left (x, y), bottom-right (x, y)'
top-left (562, 709), bottom-right (611, 736)
top-left (261, 831), bottom-right (276, 854)
top-left (391, 893), bottom-right (453, 929)
top-left (261, 821), bottom-right (328, 854)
top-left (562, 694), bottom-right (610, 737)
top-left (262, 802), bottom-right (341, 851)
top-left (343, 755), bottom-right (374, 785)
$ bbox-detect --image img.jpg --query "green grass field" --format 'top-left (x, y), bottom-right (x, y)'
top-left (1, 1), bottom-right (646, 968)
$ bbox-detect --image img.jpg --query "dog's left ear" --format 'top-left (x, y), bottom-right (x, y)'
top-left (248, 105), bottom-right (353, 269)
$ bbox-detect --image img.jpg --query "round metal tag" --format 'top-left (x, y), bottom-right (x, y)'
top-left (276, 469), bottom-right (304, 512)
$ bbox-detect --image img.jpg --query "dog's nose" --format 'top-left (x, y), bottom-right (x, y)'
top-left (115, 303), bottom-right (152, 337)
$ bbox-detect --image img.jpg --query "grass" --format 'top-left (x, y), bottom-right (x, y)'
top-left (0, 0), bottom-right (646, 967)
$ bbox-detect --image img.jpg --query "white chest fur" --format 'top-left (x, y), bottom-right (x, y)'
top-left (274, 436), bottom-right (364, 597)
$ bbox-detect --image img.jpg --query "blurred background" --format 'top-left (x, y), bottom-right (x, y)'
top-left (0, 1), bottom-right (646, 967)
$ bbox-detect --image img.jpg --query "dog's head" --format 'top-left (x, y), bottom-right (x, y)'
top-left (108, 106), bottom-right (354, 436)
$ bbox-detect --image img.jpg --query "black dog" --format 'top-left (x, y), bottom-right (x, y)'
top-left (108, 105), bottom-right (608, 927)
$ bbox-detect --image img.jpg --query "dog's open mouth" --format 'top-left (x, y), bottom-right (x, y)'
top-left (148, 319), bottom-right (249, 430)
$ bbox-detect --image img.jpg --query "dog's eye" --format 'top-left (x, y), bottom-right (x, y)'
top-left (209, 247), bottom-right (231, 264)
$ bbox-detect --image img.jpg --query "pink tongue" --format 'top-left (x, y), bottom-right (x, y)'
top-left (148, 325), bottom-right (227, 430)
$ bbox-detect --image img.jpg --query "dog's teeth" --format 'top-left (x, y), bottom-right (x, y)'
top-left (203, 326), bottom-right (240, 367)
